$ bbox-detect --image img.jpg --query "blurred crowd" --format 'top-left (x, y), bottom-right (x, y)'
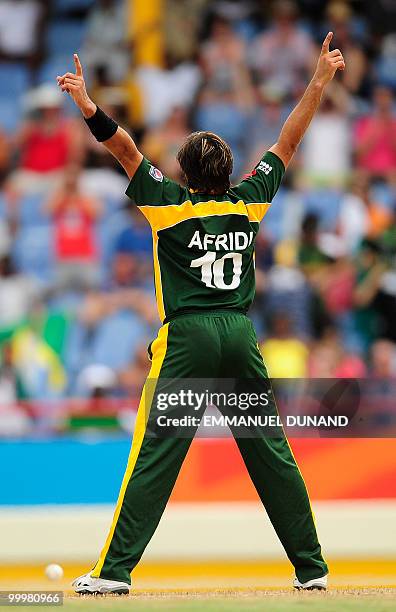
top-left (1, 0), bottom-right (396, 409)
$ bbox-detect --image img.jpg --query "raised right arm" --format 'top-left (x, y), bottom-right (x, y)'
top-left (269, 32), bottom-right (345, 169)
top-left (57, 54), bottom-right (143, 179)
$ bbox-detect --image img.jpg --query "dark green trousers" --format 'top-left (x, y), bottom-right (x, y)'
top-left (91, 312), bottom-right (328, 584)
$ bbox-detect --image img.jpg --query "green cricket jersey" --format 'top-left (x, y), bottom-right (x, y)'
top-left (126, 151), bottom-right (285, 322)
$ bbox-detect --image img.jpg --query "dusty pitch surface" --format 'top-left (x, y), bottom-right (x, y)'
top-left (64, 587), bottom-right (396, 611)
top-left (1, 563), bottom-right (395, 610)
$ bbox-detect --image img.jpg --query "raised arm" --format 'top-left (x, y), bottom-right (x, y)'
top-left (269, 32), bottom-right (345, 168)
top-left (57, 54), bottom-right (143, 179)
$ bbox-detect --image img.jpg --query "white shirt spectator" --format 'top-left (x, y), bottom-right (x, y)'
top-left (338, 193), bottom-right (369, 253)
top-left (137, 63), bottom-right (201, 127)
top-left (0, 272), bottom-right (36, 327)
top-left (0, 0), bottom-right (42, 56)
top-left (249, 26), bottom-right (314, 97)
top-left (302, 110), bottom-right (351, 184)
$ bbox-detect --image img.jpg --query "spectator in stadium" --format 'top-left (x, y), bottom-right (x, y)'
top-left (0, 342), bottom-right (26, 403)
top-left (370, 339), bottom-right (396, 378)
top-left (343, 172), bottom-right (392, 241)
top-left (117, 342), bottom-right (151, 397)
top-left (136, 55), bottom-right (201, 128)
top-left (165, 0), bottom-right (209, 63)
top-left (200, 15), bottom-right (247, 93)
top-left (45, 165), bottom-right (102, 290)
top-left (352, 239), bottom-right (386, 350)
top-left (298, 213), bottom-right (331, 271)
top-left (140, 106), bottom-right (190, 181)
top-left (0, 253), bottom-right (37, 329)
top-left (65, 289), bottom-right (153, 395)
top-left (195, 35), bottom-right (254, 179)
top-left (0, 0), bottom-right (46, 65)
top-left (82, 0), bottom-right (128, 84)
top-left (249, 0), bottom-right (315, 100)
top-left (7, 85), bottom-right (83, 198)
top-left (257, 239), bottom-right (313, 338)
top-left (323, 1), bottom-right (367, 96)
top-left (354, 85), bottom-right (396, 180)
top-left (301, 86), bottom-right (351, 186)
top-left (338, 172), bottom-right (370, 254)
top-left (307, 328), bottom-right (366, 378)
top-left (112, 205), bottom-right (153, 287)
top-left (0, 128), bottom-right (10, 181)
top-left (245, 83), bottom-right (290, 172)
top-left (260, 312), bottom-right (309, 378)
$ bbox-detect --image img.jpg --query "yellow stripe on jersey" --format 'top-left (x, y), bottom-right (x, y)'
top-left (246, 202), bottom-right (271, 223)
top-left (91, 323), bottom-right (169, 578)
top-left (152, 231), bottom-right (166, 322)
top-left (137, 199), bottom-right (270, 232)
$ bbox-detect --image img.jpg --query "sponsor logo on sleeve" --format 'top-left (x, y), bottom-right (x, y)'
top-left (257, 161), bottom-right (273, 175)
top-left (149, 165), bottom-right (164, 182)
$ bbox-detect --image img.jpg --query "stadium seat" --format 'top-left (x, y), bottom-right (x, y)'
top-left (37, 54), bottom-right (74, 84)
top-left (98, 209), bottom-right (132, 267)
top-left (37, 55), bottom-right (81, 115)
top-left (91, 311), bottom-right (149, 370)
top-left (18, 193), bottom-right (47, 227)
top-left (0, 99), bottom-right (22, 133)
top-left (45, 20), bottom-right (87, 56)
top-left (303, 189), bottom-right (342, 231)
top-left (65, 311), bottom-right (150, 393)
top-left (0, 63), bottom-right (31, 97)
top-left (12, 225), bottom-right (54, 284)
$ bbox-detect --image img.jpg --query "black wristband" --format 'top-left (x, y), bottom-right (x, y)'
top-left (84, 106), bottom-right (118, 142)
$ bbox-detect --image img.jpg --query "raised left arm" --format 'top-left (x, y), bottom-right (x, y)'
top-left (269, 32), bottom-right (345, 168)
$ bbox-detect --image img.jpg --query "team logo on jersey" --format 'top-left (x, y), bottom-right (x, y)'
top-left (257, 161), bottom-right (273, 175)
top-left (149, 165), bottom-right (163, 182)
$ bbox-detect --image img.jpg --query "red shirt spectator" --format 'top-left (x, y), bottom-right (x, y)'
top-left (354, 86), bottom-right (396, 177)
top-left (46, 168), bottom-right (101, 262)
top-left (21, 121), bottom-right (70, 173)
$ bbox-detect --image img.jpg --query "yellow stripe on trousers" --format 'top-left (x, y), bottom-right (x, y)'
top-left (91, 323), bottom-right (170, 578)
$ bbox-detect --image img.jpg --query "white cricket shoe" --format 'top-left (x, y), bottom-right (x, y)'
top-left (293, 574), bottom-right (328, 590)
top-left (72, 572), bottom-right (130, 595)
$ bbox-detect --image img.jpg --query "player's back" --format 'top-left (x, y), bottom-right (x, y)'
top-left (126, 152), bottom-right (284, 323)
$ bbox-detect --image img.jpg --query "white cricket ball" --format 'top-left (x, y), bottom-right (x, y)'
top-left (45, 563), bottom-right (64, 581)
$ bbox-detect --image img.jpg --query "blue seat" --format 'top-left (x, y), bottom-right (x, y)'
top-left (0, 99), bottom-right (22, 133)
top-left (303, 189), bottom-right (342, 232)
top-left (91, 311), bottom-right (149, 370)
top-left (12, 225), bottom-right (54, 284)
top-left (98, 209), bottom-right (132, 266)
top-left (46, 20), bottom-right (87, 56)
top-left (18, 193), bottom-right (47, 226)
top-left (37, 54), bottom-right (73, 84)
top-left (65, 311), bottom-right (149, 394)
top-left (0, 63), bottom-right (31, 97)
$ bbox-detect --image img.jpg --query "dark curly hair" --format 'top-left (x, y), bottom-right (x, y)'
top-left (177, 131), bottom-right (233, 194)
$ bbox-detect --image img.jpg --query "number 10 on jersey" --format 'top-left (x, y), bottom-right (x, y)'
top-left (190, 252), bottom-right (243, 290)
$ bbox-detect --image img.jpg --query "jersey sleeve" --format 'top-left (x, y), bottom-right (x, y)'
top-left (125, 157), bottom-right (187, 226)
top-left (232, 151), bottom-right (285, 223)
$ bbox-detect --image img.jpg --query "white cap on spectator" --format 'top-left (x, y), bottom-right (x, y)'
top-left (77, 365), bottom-right (117, 394)
top-left (24, 84), bottom-right (63, 112)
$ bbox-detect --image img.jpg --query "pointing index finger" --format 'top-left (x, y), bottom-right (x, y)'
top-left (74, 53), bottom-right (83, 76)
top-left (321, 31), bottom-right (333, 54)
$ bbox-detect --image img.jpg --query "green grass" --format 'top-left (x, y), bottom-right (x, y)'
top-left (57, 589), bottom-right (396, 612)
